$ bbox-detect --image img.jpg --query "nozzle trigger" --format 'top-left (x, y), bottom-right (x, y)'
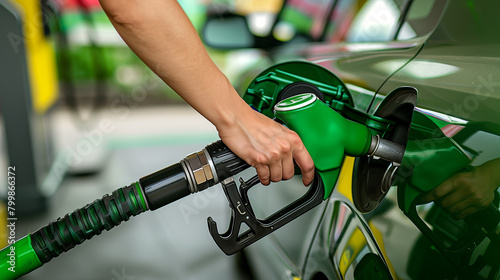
top-left (208, 173), bottom-right (325, 255)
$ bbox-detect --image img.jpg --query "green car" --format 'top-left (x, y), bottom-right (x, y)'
top-left (202, 0), bottom-right (500, 279)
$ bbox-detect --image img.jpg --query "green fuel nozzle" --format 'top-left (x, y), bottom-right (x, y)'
top-left (274, 93), bottom-right (405, 199)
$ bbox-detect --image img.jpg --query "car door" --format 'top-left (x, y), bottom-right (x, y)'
top-left (300, 1), bottom-right (500, 279)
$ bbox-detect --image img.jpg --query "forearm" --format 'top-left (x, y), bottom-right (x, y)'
top-left (99, 0), bottom-right (251, 128)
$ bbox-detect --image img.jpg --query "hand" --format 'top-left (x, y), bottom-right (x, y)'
top-left (417, 159), bottom-right (500, 219)
top-left (217, 104), bottom-right (315, 186)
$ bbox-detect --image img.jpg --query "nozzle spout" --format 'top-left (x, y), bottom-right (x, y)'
top-left (368, 135), bottom-right (405, 164)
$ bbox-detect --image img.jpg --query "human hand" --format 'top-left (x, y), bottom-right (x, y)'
top-left (216, 104), bottom-right (315, 186)
top-left (417, 159), bottom-right (500, 219)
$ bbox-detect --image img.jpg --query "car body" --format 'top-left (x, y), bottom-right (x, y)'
top-left (202, 0), bottom-right (500, 279)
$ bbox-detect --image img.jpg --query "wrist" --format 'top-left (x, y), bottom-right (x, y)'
top-left (211, 92), bottom-right (255, 131)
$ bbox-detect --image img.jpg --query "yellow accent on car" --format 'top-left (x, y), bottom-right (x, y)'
top-left (369, 221), bottom-right (398, 279)
top-left (336, 156), bottom-right (355, 202)
top-left (339, 227), bottom-right (366, 275)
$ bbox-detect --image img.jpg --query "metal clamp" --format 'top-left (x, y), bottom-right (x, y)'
top-left (181, 150), bottom-right (216, 193)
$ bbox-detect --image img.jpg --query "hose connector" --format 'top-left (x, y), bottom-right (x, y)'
top-left (181, 150), bottom-right (216, 193)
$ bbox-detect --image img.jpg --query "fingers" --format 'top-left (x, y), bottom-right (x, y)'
top-left (443, 197), bottom-right (469, 217)
top-left (252, 131), bottom-right (314, 186)
top-left (269, 160), bottom-right (283, 183)
top-left (255, 164), bottom-right (271, 186)
top-left (294, 144), bottom-right (315, 186)
top-left (417, 171), bottom-right (495, 219)
top-left (416, 179), bottom-right (454, 205)
top-left (282, 154), bottom-right (295, 181)
top-left (217, 108), bottom-right (314, 187)
top-left (437, 187), bottom-right (466, 210)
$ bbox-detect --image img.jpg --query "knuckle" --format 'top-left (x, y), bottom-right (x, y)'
top-left (433, 188), bottom-right (446, 199)
top-left (254, 153), bottom-right (269, 166)
top-left (280, 141), bottom-right (292, 154)
top-left (290, 130), bottom-right (301, 140)
top-left (287, 131), bottom-right (302, 145)
top-left (454, 174), bottom-right (470, 186)
top-left (269, 149), bottom-right (281, 161)
top-left (304, 160), bottom-right (315, 171)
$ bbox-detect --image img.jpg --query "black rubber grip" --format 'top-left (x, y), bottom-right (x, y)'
top-left (205, 140), bottom-right (250, 181)
top-left (140, 163), bottom-right (191, 210)
top-left (31, 183), bottom-right (147, 263)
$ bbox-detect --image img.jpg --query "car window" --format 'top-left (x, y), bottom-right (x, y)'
top-left (324, 0), bottom-right (365, 43)
top-left (234, 0), bottom-right (284, 36)
top-left (325, 0), bottom-right (447, 44)
top-left (277, 0), bottom-right (335, 41)
top-left (396, 0), bottom-right (447, 40)
top-left (344, 0), bottom-right (405, 43)
top-left (323, 0), bottom-right (407, 43)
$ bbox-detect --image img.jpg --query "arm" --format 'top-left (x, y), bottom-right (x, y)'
top-left (418, 158), bottom-right (500, 219)
top-left (99, 0), bottom-right (314, 186)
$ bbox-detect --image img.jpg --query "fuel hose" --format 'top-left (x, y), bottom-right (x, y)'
top-left (0, 140), bottom-right (248, 279)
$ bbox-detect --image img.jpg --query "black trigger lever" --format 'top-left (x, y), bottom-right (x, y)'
top-left (207, 173), bottom-right (325, 255)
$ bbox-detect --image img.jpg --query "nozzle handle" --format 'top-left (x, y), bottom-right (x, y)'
top-left (205, 140), bottom-right (250, 183)
top-left (208, 172), bottom-right (324, 255)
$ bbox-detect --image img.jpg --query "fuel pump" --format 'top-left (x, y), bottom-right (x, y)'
top-left (0, 61), bottom-right (411, 279)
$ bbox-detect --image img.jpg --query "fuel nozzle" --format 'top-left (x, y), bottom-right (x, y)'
top-left (274, 93), bottom-right (405, 198)
top-left (367, 134), bottom-right (405, 164)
